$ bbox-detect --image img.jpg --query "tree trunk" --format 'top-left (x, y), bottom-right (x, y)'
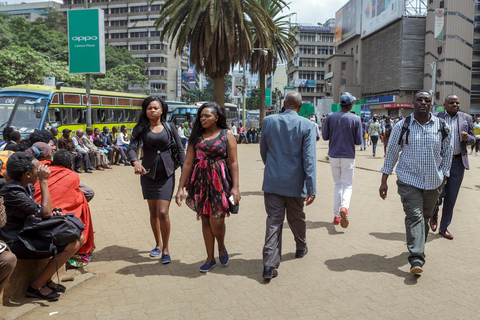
top-left (212, 75), bottom-right (225, 108)
top-left (259, 72), bottom-right (266, 126)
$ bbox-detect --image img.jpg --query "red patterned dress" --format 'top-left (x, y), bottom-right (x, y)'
top-left (185, 130), bottom-right (232, 219)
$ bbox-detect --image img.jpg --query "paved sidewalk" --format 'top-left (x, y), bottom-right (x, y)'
top-left (10, 140), bottom-right (480, 319)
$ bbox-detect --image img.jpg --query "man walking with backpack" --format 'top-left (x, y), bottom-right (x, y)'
top-left (379, 90), bottom-right (453, 274)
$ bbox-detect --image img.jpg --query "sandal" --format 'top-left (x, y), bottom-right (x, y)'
top-left (47, 280), bottom-right (67, 293)
top-left (26, 285), bottom-right (60, 300)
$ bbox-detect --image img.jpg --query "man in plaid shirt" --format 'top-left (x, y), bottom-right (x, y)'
top-left (379, 90), bottom-right (453, 274)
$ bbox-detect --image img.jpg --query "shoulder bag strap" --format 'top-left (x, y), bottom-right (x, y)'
top-left (224, 129), bottom-right (229, 159)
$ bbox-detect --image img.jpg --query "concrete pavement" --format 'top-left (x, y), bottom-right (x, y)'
top-left (5, 139), bottom-right (480, 319)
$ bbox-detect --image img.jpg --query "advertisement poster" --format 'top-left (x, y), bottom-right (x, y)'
top-left (294, 79), bottom-right (317, 88)
top-left (434, 8), bottom-right (445, 39)
top-left (361, 0), bottom-right (403, 38)
top-left (334, 0), bottom-right (360, 46)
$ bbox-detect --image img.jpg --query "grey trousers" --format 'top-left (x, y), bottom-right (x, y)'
top-left (397, 180), bottom-right (444, 266)
top-left (263, 192), bottom-right (306, 268)
top-left (0, 250), bottom-right (16, 294)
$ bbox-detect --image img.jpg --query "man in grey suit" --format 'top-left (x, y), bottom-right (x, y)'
top-left (260, 91), bottom-right (317, 280)
top-left (430, 94), bottom-right (475, 240)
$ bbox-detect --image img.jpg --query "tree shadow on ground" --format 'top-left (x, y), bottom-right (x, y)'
top-left (324, 252), bottom-right (420, 285)
top-left (370, 232), bottom-right (440, 244)
top-left (111, 248), bottom-right (297, 284)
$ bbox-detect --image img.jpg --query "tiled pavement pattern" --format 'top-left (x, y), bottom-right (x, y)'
top-left (9, 140), bottom-right (480, 319)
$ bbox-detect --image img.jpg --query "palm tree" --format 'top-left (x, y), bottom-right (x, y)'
top-left (250, 0), bottom-right (297, 125)
top-left (155, 0), bottom-right (283, 107)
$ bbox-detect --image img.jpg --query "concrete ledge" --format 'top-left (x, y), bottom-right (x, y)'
top-left (0, 270), bottom-right (94, 320)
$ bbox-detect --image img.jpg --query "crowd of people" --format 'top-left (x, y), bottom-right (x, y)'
top-left (0, 89), bottom-right (477, 302)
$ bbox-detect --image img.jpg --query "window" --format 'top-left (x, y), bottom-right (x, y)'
top-left (82, 95), bottom-right (100, 105)
top-left (317, 45), bottom-right (334, 55)
top-left (64, 94), bottom-right (81, 105)
top-left (114, 109), bottom-right (124, 122)
top-left (150, 56), bottom-right (165, 63)
top-left (299, 58), bottom-right (316, 67)
top-left (130, 31), bottom-right (149, 38)
top-left (106, 109), bottom-right (115, 123)
top-left (111, 33), bottom-right (128, 39)
top-left (73, 108), bottom-right (84, 124)
top-left (111, 20), bottom-right (128, 26)
top-left (356, 45), bottom-right (358, 54)
top-left (298, 71), bottom-right (316, 79)
top-left (317, 33), bottom-right (334, 42)
top-left (46, 107), bottom-right (61, 126)
top-left (150, 70), bottom-right (165, 76)
top-left (130, 6), bottom-right (148, 12)
top-left (131, 45), bottom-right (148, 50)
top-left (110, 7), bottom-right (128, 14)
top-left (298, 45), bottom-right (315, 54)
top-left (328, 64), bottom-right (331, 73)
top-left (150, 44), bottom-right (165, 50)
top-left (299, 33), bottom-right (316, 42)
top-left (140, 57), bottom-right (148, 63)
top-left (61, 108), bottom-right (72, 124)
top-left (118, 98), bottom-right (131, 106)
top-left (150, 4), bottom-right (161, 11)
top-left (132, 99), bottom-right (143, 107)
top-left (150, 31), bottom-right (161, 37)
top-left (113, 45), bottom-right (127, 50)
top-left (351, 48), bottom-right (353, 54)
top-left (341, 62), bottom-right (347, 71)
top-left (101, 96), bottom-right (116, 106)
top-left (51, 94), bottom-right (60, 104)
top-left (150, 83), bottom-right (165, 90)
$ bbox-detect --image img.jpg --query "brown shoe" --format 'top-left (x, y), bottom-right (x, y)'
top-left (103, 165), bottom-right (112, 169)
top-left (439, 229), bottom-right (454, 240)
top-left (429, 215), bottom-right (438, 232)
top-left (96, 166), bottom-right (105, 171)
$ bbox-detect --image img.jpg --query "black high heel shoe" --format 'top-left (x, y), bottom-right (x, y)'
top-left (26, 285), bottom-right (60, 300)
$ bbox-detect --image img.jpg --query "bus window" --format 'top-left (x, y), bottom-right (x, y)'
top-left (61, 108), bottom-right (72, 124)
top-left (99, 109), bottom-right (106, 123)
top-left (132, 99), bottom-right (142, 107)
top-left (106, 109), bottom-right (114, 123)
top-left (114, 109), bottom-right (124, 122)
top-left (92, 109), bottom-right (99, 123)
top-left (135, 109), bottom-right (141, 120)
top-left (0, 97), bottom-right (16, 131)
top-left (101, 96), bottom-right (116, 106)
top-left (118, 98), bottom-right (131, 106)
top-left (82, 95), bottom-right (100, 105)
top-left (73, 108), bottom-right (84, 124)
top-left (51, 93), bottom-right (59, 104)
top-left (64, 94), bottom-right (81, 105)
top-left (10, 97), bottom-right (46, 134)
top-left (46, 107), bottom-right (61, 127)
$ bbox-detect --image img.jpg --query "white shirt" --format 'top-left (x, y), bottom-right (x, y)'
top-left (177, 127), bottom-right (185, 138)
top-left (117, 132), bottom-right (129, 145)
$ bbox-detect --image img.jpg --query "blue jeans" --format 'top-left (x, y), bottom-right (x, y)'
top-left (371, 135), bottom-right (379, 154)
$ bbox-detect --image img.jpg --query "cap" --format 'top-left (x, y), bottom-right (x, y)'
top-left (62, 128), bottom-right (71, 134)
top-left (340, 92), bottom-right (356, 105)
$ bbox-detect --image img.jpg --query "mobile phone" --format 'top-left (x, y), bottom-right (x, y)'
top-left (229, 195), bottom-right (235, 205)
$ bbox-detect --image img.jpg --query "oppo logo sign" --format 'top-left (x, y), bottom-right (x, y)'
top-left (71, 36), bottom-right (98, 42)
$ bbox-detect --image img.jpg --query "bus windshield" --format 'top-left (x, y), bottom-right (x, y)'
top-left (0, 96), bottom-right (47, 134)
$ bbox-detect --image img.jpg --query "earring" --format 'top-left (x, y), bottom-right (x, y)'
top-left (26, 175), bottom-right (31, 178)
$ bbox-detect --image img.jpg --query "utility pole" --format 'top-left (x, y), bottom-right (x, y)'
top-left (84, 0), bottom-right (92, 128)
top-left (242, 63), bottom-right (247, 124)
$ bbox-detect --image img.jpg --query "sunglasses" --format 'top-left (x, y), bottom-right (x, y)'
top-left (415, 98), bottom-right (431, 103)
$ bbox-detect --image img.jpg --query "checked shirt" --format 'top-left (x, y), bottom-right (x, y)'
top-left (381, 113), bottom-right (453, 190)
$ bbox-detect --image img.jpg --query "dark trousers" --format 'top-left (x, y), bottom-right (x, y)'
top-left (77, 152), bottom-right (95, 169)
top-left (114, 147), bottom-right (127, 163)
top-left (371, 135), bottom-right (379, 154)
top-left (238, 134), bottom-right (248, 144)
top-left (433, 156), bottom-right (465, 231)
top-left (263, 192), bottom-right (306, 268)
top-left (105, 147), bottom-right (114, 162)
top-left (397, 180), bottom-right (444, 266)
top-left (71, 152), bottom-right (82, 169)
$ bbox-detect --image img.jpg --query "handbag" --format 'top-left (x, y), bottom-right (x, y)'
top-left (364, 133), bottom-right (369, 139)
top-left (223, 129), bottom-right (239, 214)
top-left (166, 122), bottom-right (181, 170)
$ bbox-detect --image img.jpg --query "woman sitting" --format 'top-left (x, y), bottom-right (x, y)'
top-left (0, 152), bottom-right (85, 301)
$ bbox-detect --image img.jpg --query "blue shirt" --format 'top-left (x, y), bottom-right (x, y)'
top-left (322, 111), bottom-right (362, 158)
top-left (381, 113), bottom-right (453, 190)
top-left (260, 110), bottom-right (317, 197)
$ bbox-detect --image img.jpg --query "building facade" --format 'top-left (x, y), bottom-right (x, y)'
top-left (61, 0), bottom-right (190, 100)
top-left (286, 22), bottom-right (336, 105)
top-left (0, 1), bottom-right (62, 21)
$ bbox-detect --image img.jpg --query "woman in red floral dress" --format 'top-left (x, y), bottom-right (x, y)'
top-left (176, 102), bottom-right (240, 272)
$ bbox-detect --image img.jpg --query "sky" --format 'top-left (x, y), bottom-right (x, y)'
top-left (4, 0), bottom-right (350, 25)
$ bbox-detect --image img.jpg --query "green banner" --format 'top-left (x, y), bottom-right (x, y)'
top-left (265, 89), bottom-right (272, 107)
top-left (68, 9), bottom-right (106, 74)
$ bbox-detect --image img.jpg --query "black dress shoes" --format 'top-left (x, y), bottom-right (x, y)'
top-left (295, 246), bottom-right (308, 258)
top-left (263, 266), bottom-right (278, 279)
top-left (439, 229), bottom-right (454, 240)
top-left (74, 168), bottom-right (82, 173)
top-left (429, 216), bottom-right (438, 232)
top-left (85, 169), bottom-right (93, 173)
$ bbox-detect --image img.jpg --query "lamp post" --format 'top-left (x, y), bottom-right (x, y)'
top-left (38, 51), bottom-right (68, 77)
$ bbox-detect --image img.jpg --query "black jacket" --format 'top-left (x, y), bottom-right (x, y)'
top-left (127, 122), bottom-right (185, 179)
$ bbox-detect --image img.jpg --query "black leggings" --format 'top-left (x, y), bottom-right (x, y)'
top-left (471, 138), bottom-right (480, 152)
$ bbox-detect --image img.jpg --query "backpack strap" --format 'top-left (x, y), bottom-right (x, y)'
top-left (439, 118), bottom-right (449, 142)
top-left (398, 115), bottom-right (411, 146)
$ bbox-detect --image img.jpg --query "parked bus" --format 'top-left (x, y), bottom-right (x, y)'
top-left (0, 84), bottom-right (148, 138)
top-left (168, 104), bottom-right (199, 126)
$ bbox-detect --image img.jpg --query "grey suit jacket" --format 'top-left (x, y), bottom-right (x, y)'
top-left (435, 111), bottom-right (475, 170)
top-left (260, 109), bottom-right (317, 198)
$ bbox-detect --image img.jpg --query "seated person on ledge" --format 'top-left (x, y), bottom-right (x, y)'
top-left (33, 150), bottom-right (95, 262)
top-left (0, 152), bottom-right (85, 301)
top-left (0, 196), bottom-right (17, 295)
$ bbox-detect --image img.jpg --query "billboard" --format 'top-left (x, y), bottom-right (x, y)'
top-left (68, 9), bottom-right (105, 74)
top-left (294, 79), bottom-right (317, 88)
top-left (361, 0), bottom-right (404, 38)
top-left (434, 8), bottom-right (445, 39)
top-left (334, 0), bottom-right (361, 46)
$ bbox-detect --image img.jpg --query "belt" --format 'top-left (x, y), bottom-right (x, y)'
top-left (453, 154), bottom-right (462, 159)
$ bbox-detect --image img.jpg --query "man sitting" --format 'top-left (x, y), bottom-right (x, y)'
top-left (71, 130), bottom-right (95, 173)
top-left (83, 128), bottom-right (111, 171)
top-left (4, 131), bottom-right (21, 151)
top-left (58, 129), bottom-right (87, 173)
top-left (33, 150), bottom-right (95, 259)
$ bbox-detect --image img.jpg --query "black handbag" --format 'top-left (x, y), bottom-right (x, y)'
top-left (165, 122), bottom-right (181, 170)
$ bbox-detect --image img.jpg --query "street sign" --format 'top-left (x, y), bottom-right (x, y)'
top-left (68, 9), bottom-right (105, 74)
top-left (44, 77), bottom-right (55, 86)
top-left (265, 89), bottom-right (272, 107)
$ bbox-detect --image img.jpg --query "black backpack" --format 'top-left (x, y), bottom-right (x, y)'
top-left (398, 115), bottom-right (449, 146)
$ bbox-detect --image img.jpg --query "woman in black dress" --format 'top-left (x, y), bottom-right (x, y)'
top-left (128, 97), bottom-right (185, 264)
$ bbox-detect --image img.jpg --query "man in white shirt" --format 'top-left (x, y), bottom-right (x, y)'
top-left (177, 123), bottom-right (187, 148)
top-left (72, 129), bottom-right (95, 173)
